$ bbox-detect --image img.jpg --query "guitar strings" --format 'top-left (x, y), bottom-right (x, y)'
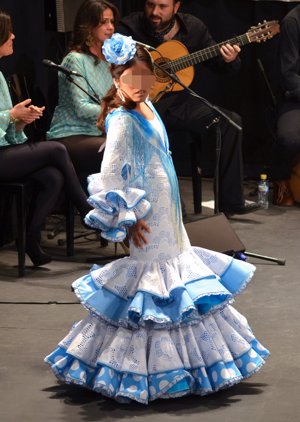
top-left (168, 34), bottom-right (247, 73)
top-left (156, 23), bottom-right (275, 74)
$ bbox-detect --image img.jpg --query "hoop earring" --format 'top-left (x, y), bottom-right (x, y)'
top-left (86, 32), bottom-right (93, 48)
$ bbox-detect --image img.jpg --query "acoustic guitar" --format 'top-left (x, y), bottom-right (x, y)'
top-left (149, 20), bottom-right (280, 102)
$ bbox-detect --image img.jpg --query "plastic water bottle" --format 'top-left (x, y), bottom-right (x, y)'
top-left (258, 174), bottom-right (269, 209)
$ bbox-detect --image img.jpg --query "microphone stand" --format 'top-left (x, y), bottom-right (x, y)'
top-left (152, 60), bottom-right (241, 214)
top-left (65, 74), bottom-right (101, 105)
top-left (152, 60), bottom-right (285, 265)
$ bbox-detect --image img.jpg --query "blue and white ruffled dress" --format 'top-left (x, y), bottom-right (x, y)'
top-left (45, 105), bottom-right (269, 404)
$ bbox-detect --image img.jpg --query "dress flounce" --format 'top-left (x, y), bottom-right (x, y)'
top-left (45, 306), bottom-right (269, 404)
top-left (84, 182), bottom-right (151, 242)
top-left (71, 247), bottom-right (255, 329)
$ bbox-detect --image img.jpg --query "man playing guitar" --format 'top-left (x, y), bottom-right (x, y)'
top-left (118, 0), bottom-right (260, 216)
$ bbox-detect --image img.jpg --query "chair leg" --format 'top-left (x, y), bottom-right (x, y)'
top-left (65, 200), bottom-right (74, 257)
top-left (16, 186), bottom-right (26, 277)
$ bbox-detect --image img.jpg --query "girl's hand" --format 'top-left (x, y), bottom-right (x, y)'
top-left (128, 219), bottom-right (151, 248)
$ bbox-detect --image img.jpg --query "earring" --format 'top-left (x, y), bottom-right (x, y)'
top-left (86, 32), bottom-right (93, 47)
top-left (117, 88), bottom-right (126, 102)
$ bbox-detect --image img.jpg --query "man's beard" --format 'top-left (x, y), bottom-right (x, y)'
top-left (148, 15), bottom-right (174, 32)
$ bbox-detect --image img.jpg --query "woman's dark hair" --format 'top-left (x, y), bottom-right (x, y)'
top-left (97, 45), bottom-right (154, 130)
top-left (70, 0), bottom-right (119, 61)
top-left (0, 10), bottom-right (12, 47)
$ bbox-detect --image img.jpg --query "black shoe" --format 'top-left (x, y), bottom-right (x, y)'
top-left (221, 201), bottom-right (261, 217)
top-left (26, 235), bottom-right (52, 267)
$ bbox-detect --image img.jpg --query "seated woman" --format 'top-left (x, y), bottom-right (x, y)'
top-left (0, 10), bottom-right (91, 266)
top-left (46, 0), bottom-right (119, 192)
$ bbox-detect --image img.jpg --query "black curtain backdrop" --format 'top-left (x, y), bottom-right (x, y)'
top-left (0, 0), bottom-right (300, 175)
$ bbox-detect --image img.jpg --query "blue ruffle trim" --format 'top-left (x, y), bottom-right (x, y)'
top-left (84, 187), bottom-right (151, 242)
top-left (45, 338), bottom-right (269, 404)
top-left (72, 256), bottom-right (255, 329)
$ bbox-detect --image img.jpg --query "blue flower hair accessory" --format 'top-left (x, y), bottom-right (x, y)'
top-left (102, 33), bottom-right (136, 65)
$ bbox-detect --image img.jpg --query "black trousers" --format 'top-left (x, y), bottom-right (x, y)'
top-left (155, 95), bottom-right (244, 211)
top-left (0, 141), bottom-right (89, 235)
top-left (54, 135), bottom-right (104, 194)
top-left (272, 101), bottom-right (300, 181)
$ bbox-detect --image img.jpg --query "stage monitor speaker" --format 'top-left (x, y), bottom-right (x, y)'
top-left (184, 213), bottom-right (245, 255)
top-left (45, 0), bottom-right (83, 32)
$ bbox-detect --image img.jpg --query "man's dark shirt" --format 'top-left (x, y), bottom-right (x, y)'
top-left (118, 12), bottom-right (240, 110)
top-left (279, 5), bottom-right (300, 101)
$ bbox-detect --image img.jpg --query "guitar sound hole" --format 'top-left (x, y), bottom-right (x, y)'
top-left (153, 57), bottom-right (173, 82)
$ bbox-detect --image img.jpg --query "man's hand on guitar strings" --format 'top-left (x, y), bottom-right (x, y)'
top-left (220, 43), bottom-right (241, 63)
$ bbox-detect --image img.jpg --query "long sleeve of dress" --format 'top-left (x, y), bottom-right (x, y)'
top-left (47, 52), bottom-right (112, 139)
top-left (84, 111), bottom-right (151, 241)
top-left (61, 53), bottom-right (102, 122)
top-left (0, 72), bottom-right (27, 147)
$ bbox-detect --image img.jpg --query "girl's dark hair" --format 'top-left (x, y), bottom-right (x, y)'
top-left (70, 0), bottom-right (119, 62)
top-left (0, 10), bottom-right (12, 47)
top-left (97, 45), bottom-right (154, 130)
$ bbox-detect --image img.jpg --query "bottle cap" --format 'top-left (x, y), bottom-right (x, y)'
top-left (260, 174), bottom-right (267, 180)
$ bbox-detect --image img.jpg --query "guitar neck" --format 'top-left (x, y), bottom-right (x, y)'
top-left (170, 33), bottom-right (250, 72)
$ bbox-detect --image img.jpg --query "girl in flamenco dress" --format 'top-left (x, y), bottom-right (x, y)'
top-left (45, 34), bottom-right (269, 404)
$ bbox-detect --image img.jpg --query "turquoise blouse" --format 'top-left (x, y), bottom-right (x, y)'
top-left (0, 71), bottom-right (27, 147)
top-left (46, 52), bottom-right (113, 140)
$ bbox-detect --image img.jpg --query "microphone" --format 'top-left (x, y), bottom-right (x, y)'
top-left (42, 59), bottom-right (83, 77)
top-left (133, 40), bottom-right (157, 52)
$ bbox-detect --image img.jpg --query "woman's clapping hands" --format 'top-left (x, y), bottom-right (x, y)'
top-left (10, 99), bottom-right (45, 129)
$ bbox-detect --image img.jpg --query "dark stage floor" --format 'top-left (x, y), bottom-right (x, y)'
top-left (0, 178), bottom-right (299, 422)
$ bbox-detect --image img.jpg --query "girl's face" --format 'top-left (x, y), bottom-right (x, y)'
top-left (91, 7), bottom-right (115, 46)
top-left (0, 32), bottom-right (15, 58)
top-left (117, 61), bottom-right (155, 103)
